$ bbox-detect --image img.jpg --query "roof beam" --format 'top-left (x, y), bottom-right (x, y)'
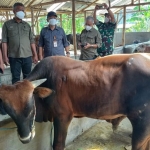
top-left (114, 0), bottom-right (138, 13)
top-left (75, 1), bottom-right (91, 5)
top-left (32, 0), bottom-right (71, 7)
top-left (76, 0), bottom-right (99, 14)
top-left (0, 7), bottom-right (46, 11)
top-left (83, 1), bottom-right (150, 13)
top-left (26, 0), bottom-right (36, 7)
top-left (110, 1), bottom-right (150, 8)
top-left (8, 0), bottom-right (17, 7)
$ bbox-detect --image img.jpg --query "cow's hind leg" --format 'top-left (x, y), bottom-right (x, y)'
top-left (53, 115), bottom-right (72, 150)
top-left (129, 116), bottom-right (150, 150)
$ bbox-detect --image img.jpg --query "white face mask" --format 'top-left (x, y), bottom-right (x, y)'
top-left (104, 17), bottom-right (110, 23)
top-left (85, 25), bottom-right (92, 31)
top-left (49, 19), bottom-right (57, 26)
top-left (16, 11), bottom-right (25, 20)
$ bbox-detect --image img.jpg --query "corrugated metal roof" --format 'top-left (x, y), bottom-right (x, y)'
top-left (0, 0), bottom-right (149, 19)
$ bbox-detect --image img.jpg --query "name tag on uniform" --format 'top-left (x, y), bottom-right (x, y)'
top-left (53, 41), bottom-right (57, 47)
top-left (53, 36), bottom-right (58, 47)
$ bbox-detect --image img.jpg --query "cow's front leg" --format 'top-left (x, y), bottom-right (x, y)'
top-left (53, 115), bottom-right (72, 150)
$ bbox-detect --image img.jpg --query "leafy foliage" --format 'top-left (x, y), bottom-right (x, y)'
top-left (38, 14), bottom-right (85, 34)
top-left (126, 4), bottom-right (150, 32)
top-left (38, 14), bottom-right (104, 35)
top-left (38, 17), bottom-right (47, 32)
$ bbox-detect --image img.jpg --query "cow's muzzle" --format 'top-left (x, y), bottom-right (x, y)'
top-left (18, 126), bottom-right (35, 144)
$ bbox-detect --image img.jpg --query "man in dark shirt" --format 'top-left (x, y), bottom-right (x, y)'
top-left (93, 3), bottom-right (116, 57)
top-left (38, 11), bottom-right (70, 60)
top-left (2, 2), bottom-right (38, 84)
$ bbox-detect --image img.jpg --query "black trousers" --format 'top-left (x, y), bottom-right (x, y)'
top-left (9, 57), bottom-right (32, 84)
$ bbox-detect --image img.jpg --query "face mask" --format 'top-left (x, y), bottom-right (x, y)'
top-left (104, 17), bottom-right (110, 23)
top-left (16, 11), bottom-right (25, 20)
top-left (49, 19), bottom-right (57, 25)
top-left (85, 25), bottom-right (92, 31)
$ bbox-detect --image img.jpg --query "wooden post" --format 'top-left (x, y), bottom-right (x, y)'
top-left (6, 11), bottom-right (9, 20)
top-left (116, 13), bottom-right (119, 29)
top-left (131, 0), bottom-right (134, 4)
top-left (139, 0), bottom-right (141, 11)
top-left (31, 7), bottom-right (35, 35)
top-left (36, 18), bottom-right (39, 35)
top-left (72, 0), bottom-right (77, 58)
top-left (122, 6), bottom-right (126, 46)
top-left (108, 0), bottom-right (111, 8)
top-left (84, 11), bottom-right (86, 22)
top-left (60, 14), bottom-right (62, 27)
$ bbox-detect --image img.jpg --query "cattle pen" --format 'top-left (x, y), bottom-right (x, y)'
top-left (0, 0), bottom-right (150, 150)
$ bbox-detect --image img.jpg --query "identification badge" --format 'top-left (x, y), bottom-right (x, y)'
top-left (53, 41), bottom-right (57, 47)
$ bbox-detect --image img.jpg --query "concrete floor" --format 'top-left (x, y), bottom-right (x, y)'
top-left (66, 118), bottom-right (132, 150)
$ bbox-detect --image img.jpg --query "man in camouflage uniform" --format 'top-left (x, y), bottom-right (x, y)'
top-left (93, 3), bottom-right (116, 57)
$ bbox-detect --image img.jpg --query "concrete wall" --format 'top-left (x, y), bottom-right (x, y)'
top-left (114, 32), bottom-right (150, 47)
top-left (0, 66), bottom-right (99, 150)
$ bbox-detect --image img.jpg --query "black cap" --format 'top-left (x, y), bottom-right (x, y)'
top-left (47, 11), bottom-right (57, 18)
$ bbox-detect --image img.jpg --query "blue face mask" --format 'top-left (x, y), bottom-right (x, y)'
top-left (49, 19), bottom-right (57, 26)
top-left (85, 25), bottom-right (92, 31)
top-left (16, 11), bottom-right (25, 19)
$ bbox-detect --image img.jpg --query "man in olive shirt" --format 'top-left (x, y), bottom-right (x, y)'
top-left (2, 2), bottom-right (38, 84)
top-left (79, 16), bottom-right (102, 60)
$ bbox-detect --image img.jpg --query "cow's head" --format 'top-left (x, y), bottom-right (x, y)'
top-left (0, 79), bottom-right (53, 144)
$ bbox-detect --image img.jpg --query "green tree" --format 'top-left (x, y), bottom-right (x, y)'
top-left (126, 4), bottom-right (150, 32)
top-left (38, 14), bottom-right (85, 34)
top-left (61, 14), bottom-right (84, 34)
top-left (38, 17), bottom-right (47, 31)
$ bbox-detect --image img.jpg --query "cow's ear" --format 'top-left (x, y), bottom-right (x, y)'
top-left (33, 87), bottom-right (54, 98)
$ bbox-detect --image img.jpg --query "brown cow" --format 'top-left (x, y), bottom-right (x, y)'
top-left (0, 79), bottom-right (52, 143)
top-left (1, 54), bottom-right (150, 150)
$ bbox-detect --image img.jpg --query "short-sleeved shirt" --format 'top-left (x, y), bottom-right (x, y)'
top-left (96, 21), bottom-right (116, 55)
top-left (38, 26), bottom-right (70, 57)
top-left (79, 28), bottom-right (102, 60)
top-left (2, 18), bottom-right (34, 58)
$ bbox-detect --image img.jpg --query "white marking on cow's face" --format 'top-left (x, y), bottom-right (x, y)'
top-left (18, 132), bottom-right (31, 141)
top-left (18, 126), bottom-right (35, 143)
top-left (31, 126), bottom-right (35, 140)
top-left (144, 103), bottom-right (148, 107)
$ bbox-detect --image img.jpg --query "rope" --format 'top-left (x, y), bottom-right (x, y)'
top-left (0, 127), bottom-right (17, 130)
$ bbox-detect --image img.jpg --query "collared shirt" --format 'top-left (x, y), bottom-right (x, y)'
top-left (79, 28), bottom-right (102, 60)
top-left (2, 18), bottom-right (34, 58)
top-left (38, 26), bottom-right (70, 57)
top-left (96, 21), bottom-right (116, 55)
